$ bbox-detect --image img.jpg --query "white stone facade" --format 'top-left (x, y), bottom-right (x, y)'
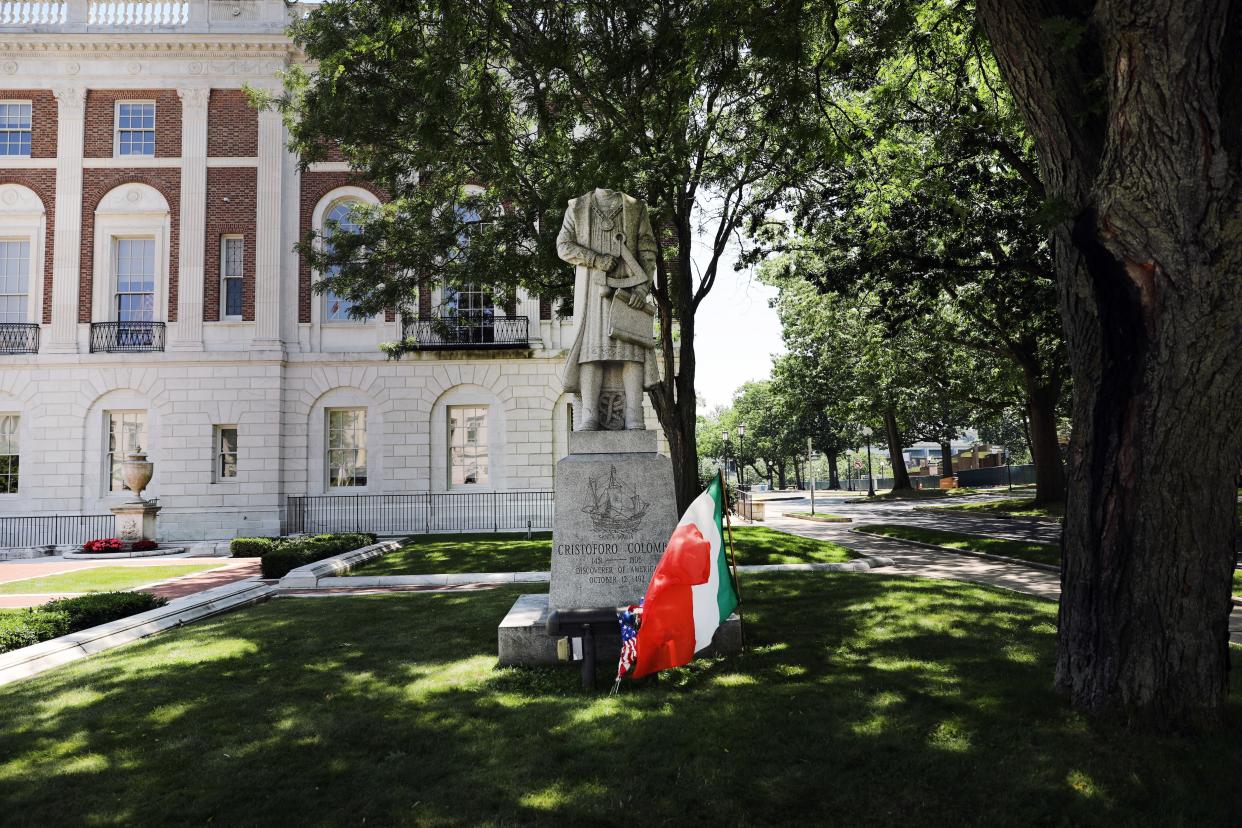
top-left (0, 0), bottom-right (654, 540)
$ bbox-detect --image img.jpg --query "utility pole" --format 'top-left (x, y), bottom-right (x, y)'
top-left (808, 436), bottom-right (816, 515)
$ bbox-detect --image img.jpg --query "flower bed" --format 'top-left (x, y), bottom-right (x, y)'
top-left (81, 538), bottom-right (124, 553)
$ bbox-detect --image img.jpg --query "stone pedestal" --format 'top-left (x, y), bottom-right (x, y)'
top-left (500, 429), bottom-right (681, 667)
top-left (111, 501), bottom-right (160, 542)
top-left (549, 429), bottom-right (678, 610)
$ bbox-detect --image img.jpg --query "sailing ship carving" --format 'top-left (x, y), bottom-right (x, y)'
top-left (583, 465), bottom-right (650, 536)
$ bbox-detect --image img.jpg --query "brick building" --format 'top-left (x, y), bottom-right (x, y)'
top-left (0, 0), bottom-right (621, 540)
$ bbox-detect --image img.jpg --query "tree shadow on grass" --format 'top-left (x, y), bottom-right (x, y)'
top-left (0, 575), bottom-right (1238, 826)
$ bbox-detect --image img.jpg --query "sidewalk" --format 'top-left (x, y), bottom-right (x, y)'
top-left (759, 511), bottom-right (1242, 643)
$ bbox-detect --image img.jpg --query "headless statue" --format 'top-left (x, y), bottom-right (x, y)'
top-left (557, 188), bottom-right (661, 431)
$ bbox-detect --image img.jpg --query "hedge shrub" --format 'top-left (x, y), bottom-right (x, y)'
top-left (0, 592), bottom-right (167, 655)
top-left (259, 533), bottom-right (378, 579)
top-left (230, 537), bottom-right (276, 558)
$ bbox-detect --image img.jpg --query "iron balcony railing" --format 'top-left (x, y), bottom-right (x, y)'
top-left (286, 491), bottom-right (554, 535)
top-left (403, 314), bottom-right (529, 350)
top-left (90, 321), bottom-right (166, 353)
top-left (0, 322), bottom-right (38, 354)
top-left (0, 513), bottom-right (114, 548)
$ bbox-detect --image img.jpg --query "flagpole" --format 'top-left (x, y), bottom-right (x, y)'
top-left (720, 470), bottom-right (745, 651)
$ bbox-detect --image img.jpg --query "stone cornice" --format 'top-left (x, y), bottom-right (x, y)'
top-left (0, 37), bottom-right (296, 58)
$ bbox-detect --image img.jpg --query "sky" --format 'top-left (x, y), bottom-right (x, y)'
top-left (688, 236), bottom-right (785, 413)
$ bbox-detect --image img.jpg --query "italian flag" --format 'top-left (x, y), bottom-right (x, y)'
top-left (630, 475), bottom-right (740, 678)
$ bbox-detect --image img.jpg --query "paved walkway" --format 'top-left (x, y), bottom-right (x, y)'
top-left (755, 497), bottom-right (1242, 643)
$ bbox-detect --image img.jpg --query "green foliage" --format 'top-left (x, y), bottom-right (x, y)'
top-left (272, 0), bottom-right (842, 509)
top-left (0, 610), bottom-right (67, 654)
top-left (0, 592), bottom-right (166, 654)
top-left (230, 537), bottom-right (276, 558)
top-left (259, 533), bottom-right (378, 579)
top-left (42, 592), bottom-right (168, 633)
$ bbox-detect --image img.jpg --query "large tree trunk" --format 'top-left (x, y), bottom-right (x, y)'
top-left (979, 0), bottom-right (1242, 729)
top-left (648, 213), bottom-right (702, 514)
top-left (940, 441), bottom-right (954, 478)
top-left (828, 453), bottom-right (841, 489)
top-left (776, 460), bottom-right (787, 490)
top-left (882, 407), bottom-right (912, 491)
top-left (1023, 376), bottom-right (1067, 503)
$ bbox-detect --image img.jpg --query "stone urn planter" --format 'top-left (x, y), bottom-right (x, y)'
top-left (121, 447), bottom-right (154, 502)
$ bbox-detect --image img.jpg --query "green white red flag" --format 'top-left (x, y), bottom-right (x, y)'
top-left (627, 475), bottom-right (739, 679)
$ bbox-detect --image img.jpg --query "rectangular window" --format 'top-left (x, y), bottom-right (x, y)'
top-left (106, 411), bottom-right (146, 493)
top-left (0, 415), bottom-right (18, 494)
top-left (116, 101), bottom-right (155, 157)
top-left (448, 406), bottom-right (488, 486)
top-left (326, 409), bottom-right (366, 488)
top-left (0, 102), bottom-right (31, 157)
top-left (115, 238), bottom-right (155, 322)
top-left (215, 426), bottom-right (238, 481)
top-left (0, 240), bottom-right (30, 323)
top-left (220, 235), bottom-right (243, 319)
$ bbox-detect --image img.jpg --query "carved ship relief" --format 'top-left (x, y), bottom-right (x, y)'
top-left (583, 465), bottom-right (649, 538)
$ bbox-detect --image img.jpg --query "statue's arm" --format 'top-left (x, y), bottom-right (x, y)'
top-left (625, 205), bottom-right (658, 307)
top-left (556, 207), bottom-right (615, 271)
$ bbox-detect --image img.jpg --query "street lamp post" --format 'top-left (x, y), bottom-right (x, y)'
top-left (737, 423), bottom-right (746, 489)
top-left (721, 430), bottom-right (731, 512)
top-left (861, 425), bottom-right (876, 497)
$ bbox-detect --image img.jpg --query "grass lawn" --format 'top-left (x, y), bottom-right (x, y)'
top-left (855, 524), bottom-right (1061, 568)
top-left (0, 564), bottom-right (219, 595)
top-left (932, 497), bottom-right (1066, 521)
top-left (784, 511), bottom-right (851, 523)
top-left (1, 575), bottom-right (1239, 825)
top-left (354, 526), bottom-right (855, 575)
top-left (1235, 569), bottom-right (1241, 595)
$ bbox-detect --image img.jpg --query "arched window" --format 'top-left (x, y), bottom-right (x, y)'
top-left (323, 199), bottom-right (362, 322)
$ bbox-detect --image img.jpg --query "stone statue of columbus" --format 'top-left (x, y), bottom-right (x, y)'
top-left (557, 188), bottom-right (661, 431)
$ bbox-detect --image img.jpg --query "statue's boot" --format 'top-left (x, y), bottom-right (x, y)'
top-left (580, 418), bottom-right (602, 431)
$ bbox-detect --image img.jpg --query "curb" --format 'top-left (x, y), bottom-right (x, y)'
top-left (847, 528), bottom-right (1060, 573)
top-left (0, 577), bottom-right (274, 688)
top-left (277, 540), bottom-right (403, 589)
top-left (61, 546), bottom-right (189, 561)
top-left (784, 514), bottom-right (852, 524)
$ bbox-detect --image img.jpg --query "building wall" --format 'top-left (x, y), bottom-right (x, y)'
top-left (0, 7), bottom-right (610, 540)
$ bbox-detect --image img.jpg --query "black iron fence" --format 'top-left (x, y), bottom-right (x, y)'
top-left (402, 314), bottom-right (529, 350)
top-left (90, 321), bottom-right (166, 353)
top-left (0, 514), bottom-right (114, 548)
top-left (286, 491), bottom-right (554, 535)
top-left (0, 322), bottom-right (39, 354)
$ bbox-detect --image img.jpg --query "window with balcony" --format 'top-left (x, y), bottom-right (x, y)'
top-left (323, 200), bottom-right (362, 322)
top-left (0, 102), bottom-right (31, 157)
top-left (0, 240), bottom-right (30, 323)
top-left (220, 235), bottom-right (243, 320)
top-left (448, 406), bottom-right (489, 486)
top-left (106, 410), bottom-right (146, 493)
top-left (116, 102), bottom-right (155, 157)
top-left (115, 238), bottom-right (155, 322)
top-left (326, 408), bottom-right (367, 488)
top-left (0, 414), bottom-right (18, 494)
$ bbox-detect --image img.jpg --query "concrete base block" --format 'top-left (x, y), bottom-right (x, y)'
top-left (497, 594), bottom-right (743, 668)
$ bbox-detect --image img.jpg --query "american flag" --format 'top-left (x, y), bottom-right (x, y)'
top-left (612, 603), bottom-right (643, 693)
